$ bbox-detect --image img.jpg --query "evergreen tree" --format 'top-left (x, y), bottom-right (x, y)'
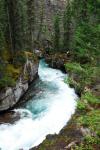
top-left (37, 0), bottom-right (44, 42)
top-left (0, 0), bottom-right (7, 53)
top-left (63, 0), bottom-right (72, 51)
top-left (6, 0), bottom-right (28, 51)
top-left (54, 15), bottom-right (60, 51)
top-left (71, 0), bottom-right (100, 63)
top-left (27, 0), bottom-right (35, 51)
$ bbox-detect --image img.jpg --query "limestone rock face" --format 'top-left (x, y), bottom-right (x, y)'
top-left (0, 61), bottom-right (38, 112)
top-left (33, 0), bottom-right (66, 44)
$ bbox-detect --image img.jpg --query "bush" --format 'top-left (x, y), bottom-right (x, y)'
top-left (65, 62), bottom-right (99, 94)
top-left (77, 110), bottom-right (100, 134)
top-left (84, 135), bottom-right (100, 145)
top-left (65, 62), bottom-right (84, 74)
top-left (77, 100), bottom-right (86, 111)
top-left (82, 92), bottom-right (100, 106)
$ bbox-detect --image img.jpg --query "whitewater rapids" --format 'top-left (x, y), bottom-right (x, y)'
top-left (0, 59), bottom-right (77, 150)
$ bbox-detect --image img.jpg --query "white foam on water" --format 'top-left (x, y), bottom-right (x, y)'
top-left (0, 60), bottom-right (77, 150)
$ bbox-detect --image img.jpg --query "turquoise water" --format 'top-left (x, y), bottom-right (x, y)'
top-left (0, 60), bottom-right (77, 150)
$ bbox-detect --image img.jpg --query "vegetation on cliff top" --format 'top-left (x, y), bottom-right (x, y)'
top-left (0, 0), bottom-right (37, 89)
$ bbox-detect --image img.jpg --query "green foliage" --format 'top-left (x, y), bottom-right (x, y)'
top-left (74, 22), bottom-right (100, 63)
top-left (65, 62), bottom-right (84, 73)
top-left (63, 0), bottom-right (72, 51)
top-left (62, 0), bottom-right (100, 65)
top-left (77, 100), bottom-right (87, 111)
top-left (84, 135), bottom-right (100, 145)
top-left (75, 143), bottom-right (93, 150)
top-left (0, 0), bottom-right (7, 51)
top-left (78, 110), bottom-right (100, 133)
top-left (76, 109), bottom-right (100, 149)
top-left (65, 62), bottom-right (99, 94)
top-left (0, 75), bottom-right (16, 89)
top-left (0, 62), bottom-right (21, 89)
top-left (77, 91), bottom-right (100, 114)
top-left (82, 92), bottom-right (100, 105)
top-left (66, 76), bottom-right (74, 85)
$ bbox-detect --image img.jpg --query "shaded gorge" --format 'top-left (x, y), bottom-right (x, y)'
top-left (0, 59), bottom-right (77, 150)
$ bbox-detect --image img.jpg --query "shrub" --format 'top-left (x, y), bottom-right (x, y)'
top-left (77, 110), bottom-right (100, 134)
top-left (84, 135), bottom-right (100, 145)
top-left (65, 62), bottom-right (84, 74)
top-left (77, 100), bottom-right (86, 111)
top-left (82, 92), bottom-right (100, 105)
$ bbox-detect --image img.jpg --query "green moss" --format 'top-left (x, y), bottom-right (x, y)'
top-left (6, 64), bottom-right (21, 80)
top-left (0, 75), bottom-right (16, 89)
top-left (77, 100), bottom-right (87, 111)
top-left (1, 49), bottom-right (11, 62)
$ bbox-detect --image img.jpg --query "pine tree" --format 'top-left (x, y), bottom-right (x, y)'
top-left (54, 15), bottom-right (60, 51)
top-left (0, 0), bottom-right (6, 53)
top-left (71, 0), bottom-right (100, 63)
top-left (6, 0), bottom-right (28, 51)
top-left (63, 0), bottom-right (72, 51)
top-left (37, 0), bottom-right (44, 42)
top-left (27, 0), bottom-right (35, 51)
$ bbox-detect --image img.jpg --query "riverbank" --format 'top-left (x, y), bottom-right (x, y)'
top-left (0, 59), bottom-right (77, 150)
top-left (31, 52), bottom-right (100, 150)
top-left (0, 52), bottom-right (99, 150)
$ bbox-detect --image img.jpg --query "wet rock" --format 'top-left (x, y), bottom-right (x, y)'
top-left (0, 111), bottom-right (20, 124)
top-left (32, 0), bottom-right (65, 43)
top-left (45, 53), bottom-right (70, 72)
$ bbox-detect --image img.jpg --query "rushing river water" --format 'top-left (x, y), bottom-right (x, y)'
top-left (0, 59), bottom-right (77, 150)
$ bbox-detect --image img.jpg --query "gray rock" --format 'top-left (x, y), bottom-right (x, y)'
top-left (0, 60), bottom-right (38, 112)
top-left (32, 0), bottom-right (66, 46)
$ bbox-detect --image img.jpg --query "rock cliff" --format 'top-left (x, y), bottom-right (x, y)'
top-left (0, 60), bottom-right (38, 112)
top-left (33, 0), bottom-right (66, 45)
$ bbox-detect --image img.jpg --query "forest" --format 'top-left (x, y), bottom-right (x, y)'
top-left (0, 0), bottom-right (100, 150)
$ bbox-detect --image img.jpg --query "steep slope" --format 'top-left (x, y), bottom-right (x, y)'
top-left (32, 0), bottom-right (66, 47)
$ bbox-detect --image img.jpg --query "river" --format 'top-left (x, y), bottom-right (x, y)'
top-left (0, 59), bottom-right (77, 150)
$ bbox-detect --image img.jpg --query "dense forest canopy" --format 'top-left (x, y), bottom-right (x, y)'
top-left (0, 0), bottom-right (99, 88)
top-left (0, 0), bottom-right (99, 56)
